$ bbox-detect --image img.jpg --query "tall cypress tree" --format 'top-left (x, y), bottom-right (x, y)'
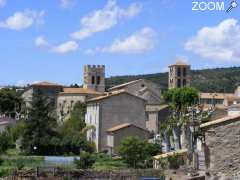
top-left (21, 91), bottom-right (57, 155)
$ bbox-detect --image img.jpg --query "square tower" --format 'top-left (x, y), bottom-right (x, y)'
top-left (168, 60), bottom-right (190, 89)
top-left (83, 65), bottom-right (105, 92)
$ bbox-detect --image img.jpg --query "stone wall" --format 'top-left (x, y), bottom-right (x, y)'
top-left (204, 120), bottom-right (240, 178)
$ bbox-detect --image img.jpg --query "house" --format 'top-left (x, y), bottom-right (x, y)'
top-left (22, 81), bottom-right (63, 108)
top-left (56, 88), bottom-right (103, 123)
top-left (22, 65), bottom-right (106, 123)
top-left (200, 115), bottom-right (240, 178)
top-left (108, 79), bottom-right (163, 105)
top-left (106, 123), bottom-right (150, 155)
top-left (85, 90), bottom-right (147, 152)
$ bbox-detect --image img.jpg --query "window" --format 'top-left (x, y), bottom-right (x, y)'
top-left (97, 76), bottom-right (101, 85)
top-left (91, 76), bottom-right (95, 84)
top-left (183, 79), bottom-right (187, 87)
top-left (177, 79), bottom-right (181, 88)
top-left (177, 67), bottom-right (181, 77)
top-left (183, 68), bottom-right (187, 77)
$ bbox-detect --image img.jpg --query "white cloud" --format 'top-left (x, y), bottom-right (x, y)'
top-left (71, 0), bottom-right (142, 40)
top-left (0, 0), bottom-right (6, 8)
top-left (88, 27), bottom-right (157, 54)
top-left (0, 9), bottom-right (45, 30)
top-left (185, 18), bottom-right (240, 62)
top-left (60, 0), bottom-right (74, 8)
top-left (52, 41), bottom-right (79, 54)
top-left (35, 36), bottom-right (79, 54)
top-left (35, 36), bottom-right (49, 47)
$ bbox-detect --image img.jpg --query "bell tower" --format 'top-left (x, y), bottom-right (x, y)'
top-left (83, 65), bottom-right (105, 92)
top-left (168, 60), bottom-right (190, 89)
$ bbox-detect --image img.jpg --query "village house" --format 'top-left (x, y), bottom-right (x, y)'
top-left (200, 115), bottom-right (240, 179)
top-left (106, 123), bottom-right (150, 155)
top-left (85, 90), bottom-right (147, 152)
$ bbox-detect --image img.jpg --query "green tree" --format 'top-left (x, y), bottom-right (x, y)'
top-left (60, 102), bottom-right (86, 134)
top-left (74, 151), bottom-right (97, 169)
top-left (57, 102), bottom-right (95, 155)
top-left (163, 87), bottom-right (199, 149)
top-left (118, 136), bottom-right (161, 168)
top-left (0, 88), bottom-right (22, 118)
top-left (21, 91), bottom-right (57, 155)
top-left (0, 131), bottom-right (12, 154)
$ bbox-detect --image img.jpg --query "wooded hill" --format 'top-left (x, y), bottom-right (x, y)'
top-left (105, 67), bottom-right (240, 93)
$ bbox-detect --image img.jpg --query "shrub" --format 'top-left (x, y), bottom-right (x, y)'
top-left (118, 136), bottom-right (161, 168)
top-left (167, 154), bottom-right (184, 169)
top-left (74, 151), bottom-right (97, 169)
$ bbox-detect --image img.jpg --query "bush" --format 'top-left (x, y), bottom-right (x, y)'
top-left (167, 154), bottom-right (184, 169)
top-left (0, 132), bottom-right (12, 154)
top-left (118, 136), bottom-right (161, 168)
top-left (74, 151), bottom-right (97, 169)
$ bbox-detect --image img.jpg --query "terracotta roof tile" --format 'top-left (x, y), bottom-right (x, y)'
top-left (87, 90), bottom-right (146, 102)
top-left (59, 88), bottom-right (103, 95)
top-left (200, 115), bottom-right (240, 128)
top-left (108, 79), bottom-right (143, 91)
top-left (31, 81), bottom-right (63, 87)
top-left (106, 123), bottom-right (149, 132)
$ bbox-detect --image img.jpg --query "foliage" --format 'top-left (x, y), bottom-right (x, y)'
top-left (21, 91), bottom-right (57, 155)
top-left (0, 88), bottom-right (22, 117)
top-left (74, 151), bottom-right (97, 169)
top-left (8, 120), bottom-right (25, 142)
top-left (0, 132), bottom-right (12, 154)
top-left (106, 66), bottom-right (240, 93)
top-left (0, 156), bottom-right (44, 177)
top-left (163, 87), bottom-right (199, 111)
top-left (56, 102), bottom-right (95, 155)
top-left (60, 102), bottom-right (86, 134)
top-left (118, 136), bottom-right (161, 168)
top-left (92, 159), bottom-right (127, 170)
top-left (167, 153), bottom-right (184, 169)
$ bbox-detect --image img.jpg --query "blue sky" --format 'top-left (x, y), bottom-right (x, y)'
top-left (0, 0), bottom-right (239, 86)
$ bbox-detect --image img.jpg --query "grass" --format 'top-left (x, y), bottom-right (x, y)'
top-left (92, 158), bottom-right (128, 171)
top-left (0, 149), bottom-right (44, 177)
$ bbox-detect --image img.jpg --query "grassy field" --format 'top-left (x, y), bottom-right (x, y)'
top-left (0, 149), bottom-right (44, 177)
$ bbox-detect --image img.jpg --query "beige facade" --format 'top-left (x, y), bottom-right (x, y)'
top-left (56, 88), bottom-right (103, 123)
top-left (145, 104), bottom-right (170, 134)
top-left (85, 91), bottom-right (147, 152)
top-left (168, 60), bottom-right (191, 89)
top-left (106, 123), bottom-right (150, 154)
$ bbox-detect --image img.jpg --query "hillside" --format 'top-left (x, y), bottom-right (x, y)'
top-left (105, 67), bottom-right (240, 93)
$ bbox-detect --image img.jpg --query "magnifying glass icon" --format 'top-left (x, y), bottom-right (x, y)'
top-left (227, 1), bottom-right (238, 12)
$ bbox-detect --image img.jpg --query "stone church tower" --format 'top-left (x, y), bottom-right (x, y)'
top-left (83, 65), bottom-right (105, 92)
top-left (168, 60), bottom-right (190, 89)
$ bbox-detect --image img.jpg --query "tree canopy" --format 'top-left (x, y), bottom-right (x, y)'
top-left (0, 88), bottom-right (22, 117)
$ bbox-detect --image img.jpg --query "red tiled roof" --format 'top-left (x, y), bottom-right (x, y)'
top-left (106, 123), bottom-right (149, 133)
top-left (59, 88), bottom-right (103, 95)
top-left (31, 81), bottom-right (63, 87)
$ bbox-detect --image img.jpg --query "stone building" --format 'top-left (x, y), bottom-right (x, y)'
top-left (22, 81), bottom-right (63, 108)
top-left (200, 115), bottom-right (240, 179)
top-left (22, 65), bottom-right (106, 123)
top-left (168, 60), bottom-right (191, 89)
top-left (109, 79), bottom-right (163, 105)
top-left (109, 79), bottom-right (166, 134)
top-left (56, 88), bottom-right (103, 123)
top-left (106, 123), bottom-right (150, 154)
top-left (83, 65), bottom-right (105, 92)
top-left (85, 90), bottom-right (147, 152)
